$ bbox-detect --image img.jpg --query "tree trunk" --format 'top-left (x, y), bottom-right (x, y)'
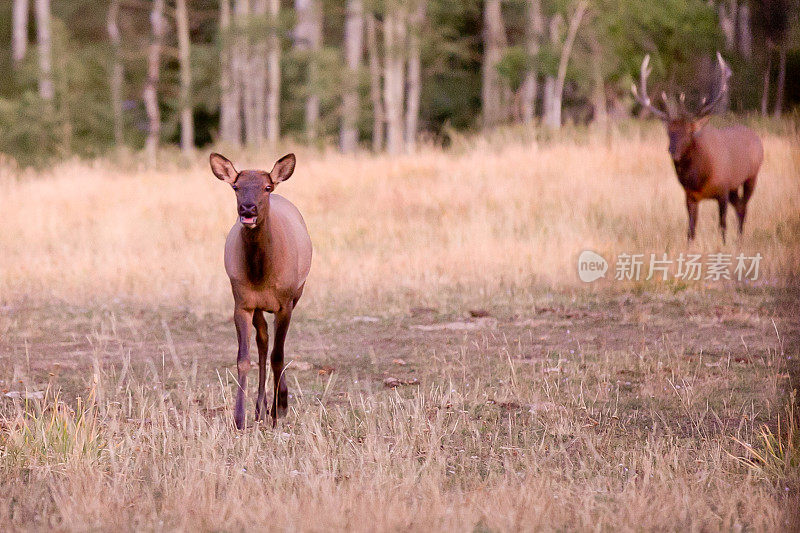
top-left (176, 0), bottom-right (194, 153)
top-left (219, 0), bottom-right (241, 145)
top-left (404, 1), bottom-right (425, 152)
top-left (235, 0), bottom-right (260, 146)
top-left (366, 13), bottom-right (384, 151)
top-left (295, 0), bottom-right (322, 142)
top-left (542, 75), bottom-right (555, 125)
top-left (520, 0), bottom-right (543, 124)
top-left (265, 0), bottom-right (280, 144)
top-left (34, 0), bottom-right (54, 101)
top-left (144, 0), bottom-right (165, 165)
top-left (13, 0), bottom-right (29, 67)
top-left (761, 49), bottom-right (771, 117)
top-left (107, 0), bottom-right (124, 146)
top-left (719, 1), bottom-right (736, 52)
top-left (545, 0), bottom-right (587, 130)
top-left (247, 0), bottom-right (267, 146)
top-left (738, 3), bottom-right (752, 59)
top-left (340, 0), bottom-right (364, 153)
top-left (383, 6), bottom-right (406, 155)
top-left (773, 42), bottom-right (786, 118)
top-left (589, 34), bottom-right (606, 129)
top-left (481, 0), bottom-right (509, 129)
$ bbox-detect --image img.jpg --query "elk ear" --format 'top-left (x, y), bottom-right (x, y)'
top-left (692, 116), bottom-right (712, 132)
top-left (269, 153), bottom-right (296, 184)
top-left (209, 153), bottom-right (238, 183)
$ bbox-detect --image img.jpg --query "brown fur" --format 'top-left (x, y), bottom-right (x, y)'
top-left (632, 53), bottom-right (763, 241)
top-left (210, 153), bottom-right (312, 429)
top-left (667, 120), bottom-right (763, 241)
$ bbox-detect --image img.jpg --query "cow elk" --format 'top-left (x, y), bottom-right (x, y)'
top-left (632, 53), bottom-right (763, 242)
top-left (210, 153), bottom-right (312, 429)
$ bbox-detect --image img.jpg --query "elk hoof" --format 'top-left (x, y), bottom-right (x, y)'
top-left (277, 388), bottom-right (288, 414)
top-left (255, 401), bottom-right (268, 423)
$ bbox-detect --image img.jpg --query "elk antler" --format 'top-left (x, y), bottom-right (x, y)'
top-left (695, 52), bottom-right (732, 118)
top-left (631, 55), bottom-right (670, 120)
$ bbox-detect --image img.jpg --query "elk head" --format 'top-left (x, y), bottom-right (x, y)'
top-left (632, 53), bottom-right (732, 162)
top-left (210, 153), bottom-right (296, 229)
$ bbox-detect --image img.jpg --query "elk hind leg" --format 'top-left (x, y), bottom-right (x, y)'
top-left (253, 310), bottom-right (270, 422)
top-left (270, 305), bottom-right (293, 425)
top-left (686, 196), bottom-right (699, 241)
top-left (717, 196), bottom-right (728, 244)
top-left (736, 176), bottom-right (757, 235)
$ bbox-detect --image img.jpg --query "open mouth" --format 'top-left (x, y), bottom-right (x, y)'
top-left (240, 216), bottom-right (257, 227)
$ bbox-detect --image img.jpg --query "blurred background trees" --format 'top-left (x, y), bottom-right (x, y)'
top-left (0, 0), bottom-right (797, 165)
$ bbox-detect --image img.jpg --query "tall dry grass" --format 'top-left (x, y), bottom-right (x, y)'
top-left (1, 126), bottom-right (799, 531)
top-left (0, 125), bottom-right (797, 315)
top-left (0, 352), bottom-right (789, 531)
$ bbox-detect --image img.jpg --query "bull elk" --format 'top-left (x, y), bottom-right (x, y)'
top-left (210, 153), bottom-right (312, 429)
top-left (632, 53), bottom-right (763, 242)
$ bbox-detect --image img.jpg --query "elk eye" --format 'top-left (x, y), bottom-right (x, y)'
top-left (265, 185), bottom-right (272, 192)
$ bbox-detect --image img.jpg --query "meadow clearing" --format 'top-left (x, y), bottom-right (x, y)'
top-left (1, 122), bottom-right (799, 530)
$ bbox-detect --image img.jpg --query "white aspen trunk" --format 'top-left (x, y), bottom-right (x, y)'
top-left (481, 0), bottom-right (508, 129)
top-left (219, 0), bottom-right (241, 145)
top-left (248, 0), bottom-right (267, 146)
top-left (236, 0), bottom-right (260, 146)
top-left (366, 13), bottom-right (384, 151)
top-left (176, 0), bottom-right (194, 153)
top-left (265, 0), bottom-right (280, 144)
top-left (404, 1), bottom-right (425, 153)
top-left (520, 0), bottom-right (543, 124)
top-left (340, 0), bottom-right (364, 153)
top-left (589, 35), bottom-right (607, 129)
top-left (542, 75), bottom-right (555, 124)
top-left (738, 4), bottom-right (752, 59)
top-left (719, 2), bottom-right (736, 51)
top-left (107, 0), bottom-right (124, 146)
top-left (34, 0), bottom-right (54, 101)
top-left (295, 0), bottom-right (322, 142)
top-left (773, 42), bottom-right (786, 118)
top-left (383, 7), bottom-right (406, 155)
top-left (144, 0), bottom-right (165, 165)
top-left (230, 0), bottom-right (247, 144)
top-left (13, 0), bottom-right (29, 66)
top-left (545, 0), bottom-right (587, 130)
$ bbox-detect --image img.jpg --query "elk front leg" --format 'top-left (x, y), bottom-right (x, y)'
top-left (270, 305), bottom-right (293, 427)
top-left (717, 195), bottom-right (728, 244)
top-left (233, 307), bottom-right (254, 430)
top-left (686, 196), bottom-right (699, 241)
top-left (253, 310), bottom-right (270, 423)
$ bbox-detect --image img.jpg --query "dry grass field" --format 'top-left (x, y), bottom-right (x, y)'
top-left (1, 123), bottom-right (799, 530)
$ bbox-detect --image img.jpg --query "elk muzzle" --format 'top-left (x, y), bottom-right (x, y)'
top-left (238, 203), bottom-right (258, 228)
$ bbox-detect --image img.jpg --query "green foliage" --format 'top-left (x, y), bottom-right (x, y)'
top-left (497, 46), bottom-right (533, 92)
top-left (0, 93), bottom-right (64, 167)
top-left (0, 0), bottom-right (797, 164)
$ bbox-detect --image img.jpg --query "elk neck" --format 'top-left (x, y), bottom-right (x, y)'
top-left (239, 211), bottom-right (273, 284)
